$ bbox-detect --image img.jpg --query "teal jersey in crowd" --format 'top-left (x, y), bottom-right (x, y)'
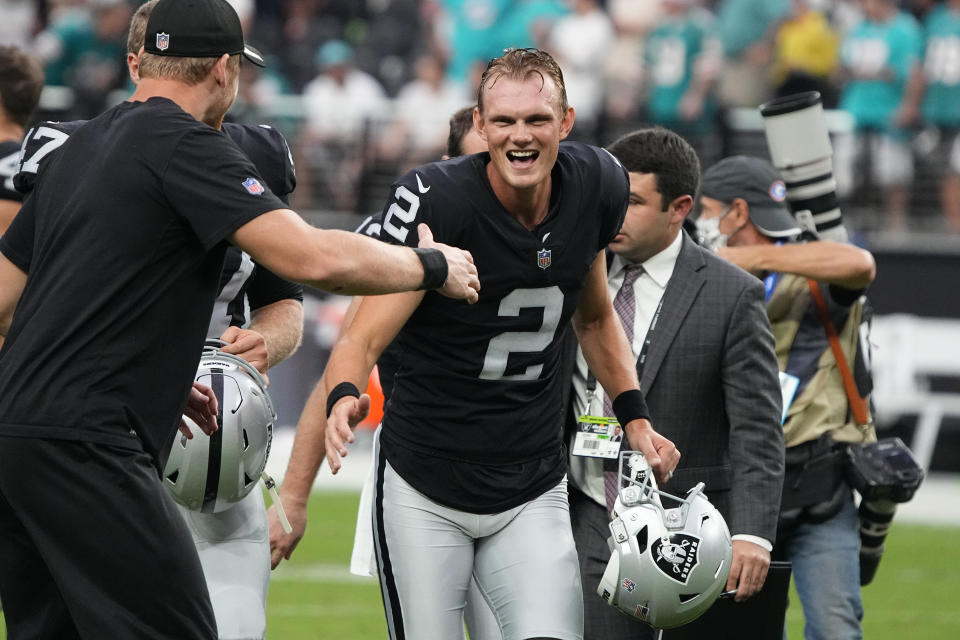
top-left (839, 11), bottom-right (922, 131)
top-left (921, 4), bottom-right (960, 127)
top-left (42, 13), bottom-right (127, 87)
top-left (644, 10), bottom-right (721, 133)
top-left (444, 0), bottom-right (514, 82)
top-left (717, 0), bottom-right (789, 58)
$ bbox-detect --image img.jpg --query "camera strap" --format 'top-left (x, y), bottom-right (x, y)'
top-left (806, 279), bottom-right (871, 428)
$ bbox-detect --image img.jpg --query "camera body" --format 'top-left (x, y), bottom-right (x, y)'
top-left (845, 437), bottom-right (925, 504)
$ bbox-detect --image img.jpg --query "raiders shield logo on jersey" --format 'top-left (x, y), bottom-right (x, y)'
top-left (652, 533), bottom-right (701, 584)
top-left (156, 32), bottom-right (170, 51)
top-left (537, 248), bottom-right (552, 269)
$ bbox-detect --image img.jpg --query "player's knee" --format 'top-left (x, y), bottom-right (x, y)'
top-left (210, 587), bottom-right (266, 640)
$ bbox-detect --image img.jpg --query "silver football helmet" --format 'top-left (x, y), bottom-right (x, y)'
top-left (597, 452), bottom-right (732, 629)
top-left (163, 341), bottom-right (276, 513)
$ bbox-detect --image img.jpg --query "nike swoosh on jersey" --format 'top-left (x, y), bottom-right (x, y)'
top-left (416, 174), bottom-right (431, 193)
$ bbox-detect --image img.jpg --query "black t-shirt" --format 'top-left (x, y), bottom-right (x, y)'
top-left (0, 139), bottom-right (23, 202)
top-left (0, 97), bottom-right (286, 468)
top-left (373, 141), bottom-right (628, 513)
top-left (15, 118), bottom-right (303, 339)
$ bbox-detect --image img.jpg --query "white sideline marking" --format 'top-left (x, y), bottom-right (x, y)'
top-left (272, 563), bottom-right (374, 584)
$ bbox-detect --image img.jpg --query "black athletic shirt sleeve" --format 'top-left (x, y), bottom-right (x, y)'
top-left (0, 194), bottom-right (33, 270)
top-left (594, 146), bottom-right (630, 250)
top-left (246, 263), bottom-right (304, 309)
top-left (163, 127), bottom-right (286, 250)
top-left (222, 122), bottom-right (297, 205)
top-left (373, 164), bottom-right (456, 248)
top-left (13, 121), bottom-right (85, 194)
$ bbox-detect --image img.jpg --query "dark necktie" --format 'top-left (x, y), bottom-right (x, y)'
top-left (603, 264), bottom-right (643, 514)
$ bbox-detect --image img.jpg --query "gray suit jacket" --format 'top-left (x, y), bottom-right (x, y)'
top-left (638, 233), bottom-right (784, 542)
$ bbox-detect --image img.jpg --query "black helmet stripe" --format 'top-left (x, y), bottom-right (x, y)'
top-left (201, 368), bottom-right (225, 513)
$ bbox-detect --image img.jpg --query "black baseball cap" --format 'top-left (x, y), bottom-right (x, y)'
top-left (700, 156), bottom-right (800, 238)
top-left (144, 0), bottom-right (265, 67)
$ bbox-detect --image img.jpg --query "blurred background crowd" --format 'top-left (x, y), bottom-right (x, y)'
top-left (6, 0), bottom-right (960, 235)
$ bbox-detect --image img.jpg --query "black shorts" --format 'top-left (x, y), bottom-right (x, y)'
top-left (0, 436), bottom-right (216, 639)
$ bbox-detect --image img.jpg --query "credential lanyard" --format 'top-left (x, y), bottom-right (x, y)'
top-left (586, 295), bottom-right (665, 405)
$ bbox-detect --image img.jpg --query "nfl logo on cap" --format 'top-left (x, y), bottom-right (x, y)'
top-left (537, 248), bottom-right (552, 270)
top-left (243, 177), bottom-right (264, 195)
top-left (156, 32), bottom-right (170, 51)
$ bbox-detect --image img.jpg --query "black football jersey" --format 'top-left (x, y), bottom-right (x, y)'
top-left (15, 119), bottom-right (302, 337)
top-left (0, 98), bottom-right (288, 468)
top-left (0, 139), bottom-right (24, 201)
top-left (372, 141), bottom-right (628, 512)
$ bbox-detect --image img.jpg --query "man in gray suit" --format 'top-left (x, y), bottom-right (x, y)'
top-left (568, 128), bottom-right (785, 639)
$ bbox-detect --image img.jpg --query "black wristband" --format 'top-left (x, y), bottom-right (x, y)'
top-left (612, 389), bottom-right (650, 426)
top-left (414, 247), bottom-right (448, 291)
top-left (326, 382), bottom-right (361, 418)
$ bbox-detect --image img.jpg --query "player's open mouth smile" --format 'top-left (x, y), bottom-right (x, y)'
top-left (507, 150), bottom-right (539, 169)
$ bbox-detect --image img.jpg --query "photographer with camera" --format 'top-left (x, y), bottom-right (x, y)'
top-left (696, 155), bottom-right (876, 640)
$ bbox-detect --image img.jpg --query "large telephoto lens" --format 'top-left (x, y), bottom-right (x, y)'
top-left (760, 91), bottom-right (846, 241)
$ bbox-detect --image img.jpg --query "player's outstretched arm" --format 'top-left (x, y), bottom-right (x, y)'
top-left (231, 211), bottom-right (479, 301)
top-left (572, 251), bottom-right (681, 484)
top-left (323, 291), bottom-right (423, 474)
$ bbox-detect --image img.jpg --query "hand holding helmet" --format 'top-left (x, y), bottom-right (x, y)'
top-left (163, 341), bottom-right (277, 513)
top-left (598, 451), bottom-right (733, 629)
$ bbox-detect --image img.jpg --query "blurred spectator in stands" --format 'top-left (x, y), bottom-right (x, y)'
top-left (251, 0), bottom-right (366, 93)
top-left (771, 0), bottom-right (841, 106)
top-left (0, 0), bottom-right (40, 50)
top-left (897, 0), bottom-right (960, 231)
top-left (602, 0), bottom-right (662, 141)
top-left (379, 52), bottom-right (470, 170)
top-left (228, 54), bottom-right (295, 130)
top-left (641, 0), bottom-right (723, 164)
top-left (545, 0), bottom-right (612, 142)
top-left (716, 0), bottom-right (790, 108)
top-left (359, 0), bottom-right (424, 96)
top-left (300, 39), bottom-right (388, 212)
top-left (437, 0), bottom-right (513, 83)
top-left (33, 0), bottom-right (131, 118)
top-left (834, 0), bottom-right (922, 231)
top-left (498, 0), bottom-right (568, 51)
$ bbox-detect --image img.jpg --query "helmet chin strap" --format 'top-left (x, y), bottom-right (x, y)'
top-left (261, 472), bottom-right (292, 534)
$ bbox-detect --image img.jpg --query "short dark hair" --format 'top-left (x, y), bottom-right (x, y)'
top-left (0, 46), bottom-right (44, 129)
top-left (446, 105), bottom-right (476, 157)
top-left (606, 128), bottom-right (700, 211)
top-left (477, 48), bottom-right (568, 116)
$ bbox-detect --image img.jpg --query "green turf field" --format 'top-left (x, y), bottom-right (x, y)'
top-left (266, 492), bottom-right (960, 640)
top-left (2, 490), bottom-right (957, 639)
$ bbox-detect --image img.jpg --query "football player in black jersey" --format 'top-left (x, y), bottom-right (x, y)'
top-left (0, 1), bottom-right (478, 638)
top-left (0, 46), bottom-right (43, 236)
top-left (268, 105), bottom-right (499, 636)
top-left (301, 48), bottom-right (680, 639)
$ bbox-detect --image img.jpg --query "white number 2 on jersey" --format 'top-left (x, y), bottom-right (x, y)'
top-left (480, 286), bottom-right (563, 381)
top-left (381, 185), bottom-right (421, 243)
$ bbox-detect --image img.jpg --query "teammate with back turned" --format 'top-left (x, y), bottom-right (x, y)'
top-left (310, 48), bottom-right (681, 640)
top-left (0, 0), bottom-right (479, 637)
